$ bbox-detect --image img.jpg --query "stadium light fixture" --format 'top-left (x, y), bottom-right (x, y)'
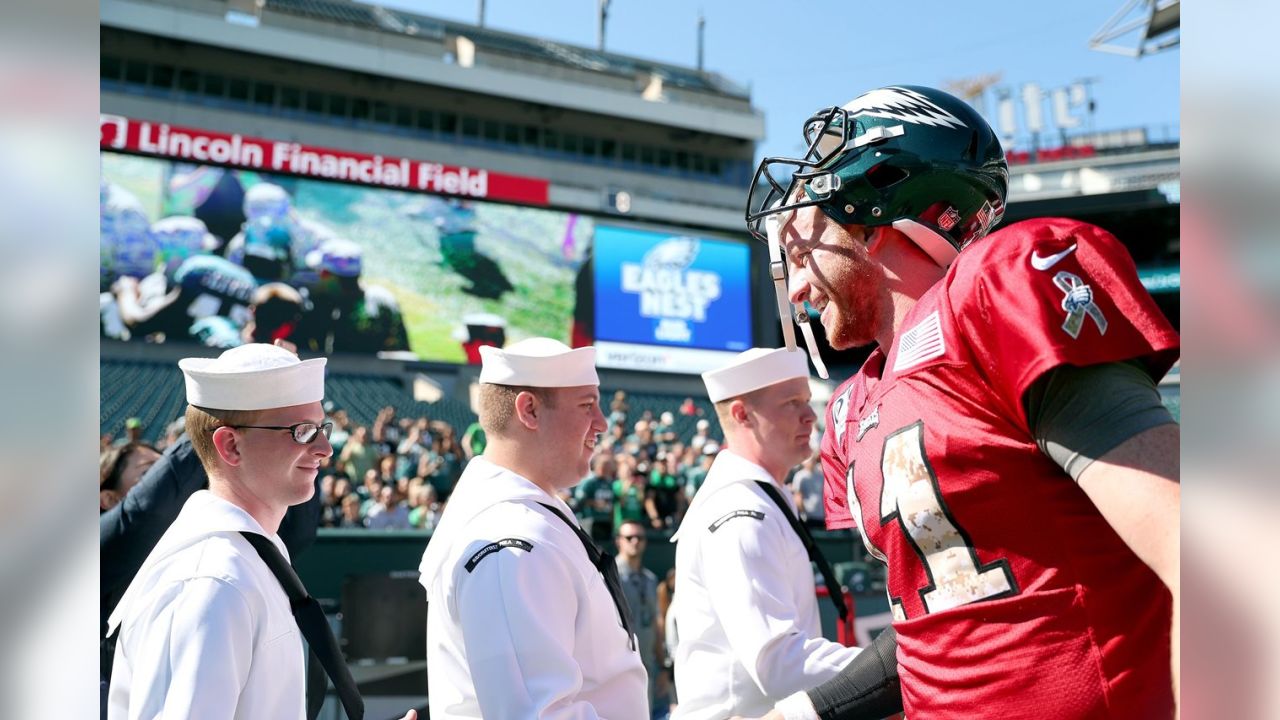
top-left (1089, 0), bottom-right (1180, 58)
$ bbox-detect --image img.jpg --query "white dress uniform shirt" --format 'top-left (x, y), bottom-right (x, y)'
top-left (670, 450), bottom-right (860, 720)
top-left (419, 456), bottom-right (649, 720)
top-left (106, 490), bottom-right (305, 720)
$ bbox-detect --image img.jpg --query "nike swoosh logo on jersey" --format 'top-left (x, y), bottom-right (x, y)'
top-left (1030, 244), bottom-right (1077, 271)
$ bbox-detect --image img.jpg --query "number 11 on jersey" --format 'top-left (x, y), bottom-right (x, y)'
top-left (848, 421), bottom-right (1018, 619)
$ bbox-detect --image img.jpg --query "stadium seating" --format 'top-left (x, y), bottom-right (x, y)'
top-left (600, 389), bottom-right (723, 446)
top-left (322, 373), bottom-right (478, 432)
top-left (100, 360), bottom-right (188, 445)
top-left (266, 0), bottom-right (381, 32)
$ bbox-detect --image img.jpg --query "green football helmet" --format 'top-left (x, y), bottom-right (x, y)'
top-left (746, 85), bottom-right (1009, 267)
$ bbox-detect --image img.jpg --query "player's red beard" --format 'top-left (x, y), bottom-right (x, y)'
top-left (812, 230), bottom-right (886, 351)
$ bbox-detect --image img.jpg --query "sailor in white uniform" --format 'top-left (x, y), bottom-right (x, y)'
top-left (106, 343), bottom-right (415, 720)
top-left (419, 338), bottom-right (648, 720)
top-left (671, 348), bottom-right (861, 719)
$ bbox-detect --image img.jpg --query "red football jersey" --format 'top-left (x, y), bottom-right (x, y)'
top-left (822, 218), bottom-right (1178, 718)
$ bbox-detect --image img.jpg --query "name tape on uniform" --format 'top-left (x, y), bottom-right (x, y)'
top-left (465, 538), bottom-right (534, 572)
top-left (708, 509), bottom-right (765, 533)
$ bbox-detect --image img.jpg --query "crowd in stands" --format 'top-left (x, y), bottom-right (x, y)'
top-left (100, 389), bottom-right (828, 537)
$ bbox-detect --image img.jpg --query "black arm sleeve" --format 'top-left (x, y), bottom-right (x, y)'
top-left (1023, 360), bottom-right (1175, 480)
top-left (806, 626), bottom-right (903, 720)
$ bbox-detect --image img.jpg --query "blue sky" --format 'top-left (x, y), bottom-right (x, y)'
top-left (365, 0), bottom-right (1179, 161)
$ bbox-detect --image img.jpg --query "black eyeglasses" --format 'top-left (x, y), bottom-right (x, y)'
top-left (226, 421), bottom-right (333, 445)
top-left (618, 534), bottom-right (645, 542)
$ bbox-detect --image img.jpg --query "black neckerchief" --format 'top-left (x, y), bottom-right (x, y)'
top-left (537, 502), bottom-right (638, 650)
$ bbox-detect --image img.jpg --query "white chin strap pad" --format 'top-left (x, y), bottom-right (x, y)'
top-left (891, 219), bottom-right (958, 268)
top-left (797, 314), bottom-right (828, 379)
top-left (765, 211), bottom-right (798, 352)
top-left (765, 208), bottom-right (829, 380)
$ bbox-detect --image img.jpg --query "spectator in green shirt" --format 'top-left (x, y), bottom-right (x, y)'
top-left (649, 452), bottom-right (685, 527)
top-left (339, 425), bottom-right (375, 482)
top-left (613, 455), bottom-right (658, 529)
top-left (575, 454), bottom-right (617, 543)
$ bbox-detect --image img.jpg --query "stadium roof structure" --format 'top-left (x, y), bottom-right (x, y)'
top-left (104, 0), bottom-right (764, 140)
top-left (1089, 0), bottom-right (1180, 57)
top-left (261, 0), bottom-right (752, 99)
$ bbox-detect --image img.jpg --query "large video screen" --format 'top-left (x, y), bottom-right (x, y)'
top-left (593, 225), bottom-right (751, 350)
top-left (100, 152), bottom-right (591, 363)
top-left (101, 147), bottom-right (755, 373)
top-left (592, 225), bottom-right (752, 374)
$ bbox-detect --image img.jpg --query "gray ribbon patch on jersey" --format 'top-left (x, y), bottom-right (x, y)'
top-left (709, 509), bottom-right (765, 533)
top-left (465, 538), bottom-right (534, 572)
top-left (1054, 271), bottom-right (1108, 339)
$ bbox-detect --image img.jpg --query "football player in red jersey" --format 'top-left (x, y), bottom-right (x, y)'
top-left (742, 86), bottom-right (1179, 720)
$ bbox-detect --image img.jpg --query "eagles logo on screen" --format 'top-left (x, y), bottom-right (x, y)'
top-left (643, 236), bottom-right (700, 271)
top-left (746, 85), bottom-right (1009, 269)
top-left (620, 236), bottom-right (722, 344)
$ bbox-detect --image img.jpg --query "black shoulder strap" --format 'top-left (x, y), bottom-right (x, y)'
top-left (536, 503), bottom-right (637, 650)
top-left (754, 481), bottom-right (850, 621)
top-left (240, 532), bottom-right (364, 720)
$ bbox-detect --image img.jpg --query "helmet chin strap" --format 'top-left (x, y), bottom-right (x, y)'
top-left (765, 210), bottom-right (829, 380)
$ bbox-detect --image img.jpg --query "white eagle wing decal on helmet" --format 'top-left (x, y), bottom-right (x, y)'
top-left (843, 86), bottom-right (968, 129)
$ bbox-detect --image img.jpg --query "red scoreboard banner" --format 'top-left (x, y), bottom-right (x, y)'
top-left (100, 114), bottom-right (550, 206)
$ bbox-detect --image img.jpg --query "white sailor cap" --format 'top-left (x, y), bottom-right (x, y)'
top-left (702, 347), bottom-right (809, 403)
top-left (478, 337), bottom-right (598, 388)
top-left (179, 343), bottom-right (326, 411)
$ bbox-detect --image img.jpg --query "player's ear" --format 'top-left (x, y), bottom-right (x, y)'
top-left (729, 399), bottom-right (751, 427)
